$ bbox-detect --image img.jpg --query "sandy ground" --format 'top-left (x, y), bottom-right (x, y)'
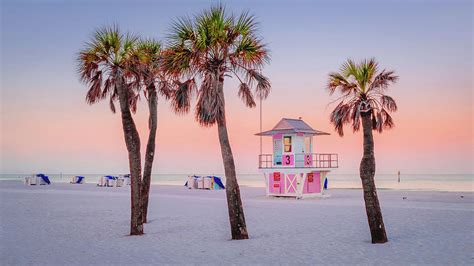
top-left (0, 180), bottom-right (472, 265)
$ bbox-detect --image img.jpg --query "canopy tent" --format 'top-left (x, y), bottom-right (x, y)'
top-left (185, 175), bottom-right (225, 190)
top-left (36, 173), bottom-right (51, 184)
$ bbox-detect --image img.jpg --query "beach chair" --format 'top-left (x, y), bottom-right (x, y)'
top-left (106, 178), bottom-right (116, 187)
top-left (25, 176), bottom-right (37, 185)
top-left (192, 177), bottom-right (199, 189)
top-left (195, 176), bottom-right (203, 189)
top-left (70, 176), bottom-right (85, 184)
top-left (198, 176), bottom-right (213, 189)
top-left (120, 174), bottom-right (131, 185)
top-left (124, 178), bottom-right (130, 185)
top-left (97, 176), bottom-right (107, 187)
top-left (117, 175), bottom-right (130, 186)
top-left (115, 178), bottom-right (124, 187)
top-left (204, 177), bottom-right (213, 189)
top-left (186, 175), bottom-right (196, 189)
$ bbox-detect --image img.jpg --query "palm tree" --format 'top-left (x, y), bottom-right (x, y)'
top-left (162, 4), bottom-right (271, 240)
top-left (327, 58), bottom-right (398, 244)
top-left (77, 25), bottom-right (144, 235)
top-left (131, 39), bottom-right (171, 223)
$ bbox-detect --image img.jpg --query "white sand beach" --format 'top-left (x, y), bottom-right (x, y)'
top-left (0, 181), bottom-right (472, 265)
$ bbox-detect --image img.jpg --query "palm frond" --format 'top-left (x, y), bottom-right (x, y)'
top-left (233, 10), bottom-right (258, 38)
top-left (330, 101), bottom-right (352, 136)
top-left (195, 73), bottom-right (224, 126)
top-left (137, 38), bottom-right (161, 55)
top-left (359, 58), bottom-right (378, 87)
top-left (161, 45), bottom-right (194, 76)
top-left (381, 95), bottom-right (397, 112)
top-left (244, 69), bottom-right (270, 99)
top-left (238, 83), bottom-right (256, 108)
top-left (340, 59), bottom-right (358, 79)
top-left (382, 109), bottom-right (394, 130)
top-left (101, 76), bottom-right (115, 99)
top-left (109, 90), bottom-right (119, 114)
top-left (369, 70), bottom-right (398, 92)
top-left (374, 110), bottom-right (383, 132)
top-left (129, 90), bottom-right (139, 114)
top-left (231, 36), bottom-right (269, 68)
top-left (85, 71), bottom-right (103, 104)
top-left (168, 16), bottom-right (196, 47)
top-left (171, 79), bottom-right (196, 114)
top-left (327, 72), bottom-right (356, 95)
top-left (351, 100), bottom-right (362, 132)
top-left (157, 79), bottom-right (173, 100)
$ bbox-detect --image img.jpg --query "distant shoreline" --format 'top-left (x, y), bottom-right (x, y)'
top-left (1, 179), bottom-right (472, 193)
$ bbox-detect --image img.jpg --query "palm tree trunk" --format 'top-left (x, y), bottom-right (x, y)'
top-left (116, 75), bottom-right (144, 235)
top-left (141, 84), bottom-right (158, 223)
top-left (217, 78), bottom-right (249, 240)
top-left (360, 111), bottom-right (387, 243)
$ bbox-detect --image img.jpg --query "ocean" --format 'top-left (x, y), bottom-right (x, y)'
top-left (1, 173), bottom-right (472, 192)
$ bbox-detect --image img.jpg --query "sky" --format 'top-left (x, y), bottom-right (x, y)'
top-left (1, 0), bottom-right (472, 175)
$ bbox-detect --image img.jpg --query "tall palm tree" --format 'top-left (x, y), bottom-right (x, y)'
top-left (131, 39), bottom-right (171, 223)
top-left (162, 4), bottom-right (271, 240)
top-left (327, 58), bottom-right (398, 243)
top-left (77, 25), bottom-right (144, 235)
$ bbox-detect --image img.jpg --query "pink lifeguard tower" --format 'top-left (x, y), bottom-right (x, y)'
top-left (257, 118), bottom-right (338, 198)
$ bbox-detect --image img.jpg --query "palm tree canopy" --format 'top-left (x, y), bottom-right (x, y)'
top-left (327, 58), bottom-right (398, 136)
top-left (77, 25), bottom-right (140, 113)
top-left (130, 39), bottom-right (172, 100)
top-left (162, 4), bottom-right (271, 126)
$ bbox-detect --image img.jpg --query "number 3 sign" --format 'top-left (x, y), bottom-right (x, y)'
top-left (282, 154), bottom-right (294, 166)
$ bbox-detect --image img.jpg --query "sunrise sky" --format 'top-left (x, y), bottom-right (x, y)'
top-left (1, 0), bottom-right (472, 175)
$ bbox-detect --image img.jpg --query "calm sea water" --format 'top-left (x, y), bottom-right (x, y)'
top-left (1, 173), bottom-right (472, 192)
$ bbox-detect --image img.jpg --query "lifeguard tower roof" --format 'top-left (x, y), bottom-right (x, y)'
top-left (256, 118), bottom-right (330, 136)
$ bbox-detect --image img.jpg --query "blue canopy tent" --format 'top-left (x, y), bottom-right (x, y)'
top-left (211, 176), bottom-right (225, 189)
top-left (75, 176), bottom-right (85, 184)
top-left (36, 173), bottom-right (51, 184)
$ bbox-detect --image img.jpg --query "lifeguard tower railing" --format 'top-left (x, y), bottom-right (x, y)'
top-left (258, 153), bottom-right (338, 169)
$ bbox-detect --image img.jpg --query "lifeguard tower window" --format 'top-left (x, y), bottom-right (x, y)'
top-left (284, 136), bottom-right (292, 152)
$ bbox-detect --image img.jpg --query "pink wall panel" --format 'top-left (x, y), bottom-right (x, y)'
top-left (308, 172), bottom-right (321, 193)
top-left (303, 172), bottom-right (321, 194)
top-left (269, 172), bottom-right (282, 194)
